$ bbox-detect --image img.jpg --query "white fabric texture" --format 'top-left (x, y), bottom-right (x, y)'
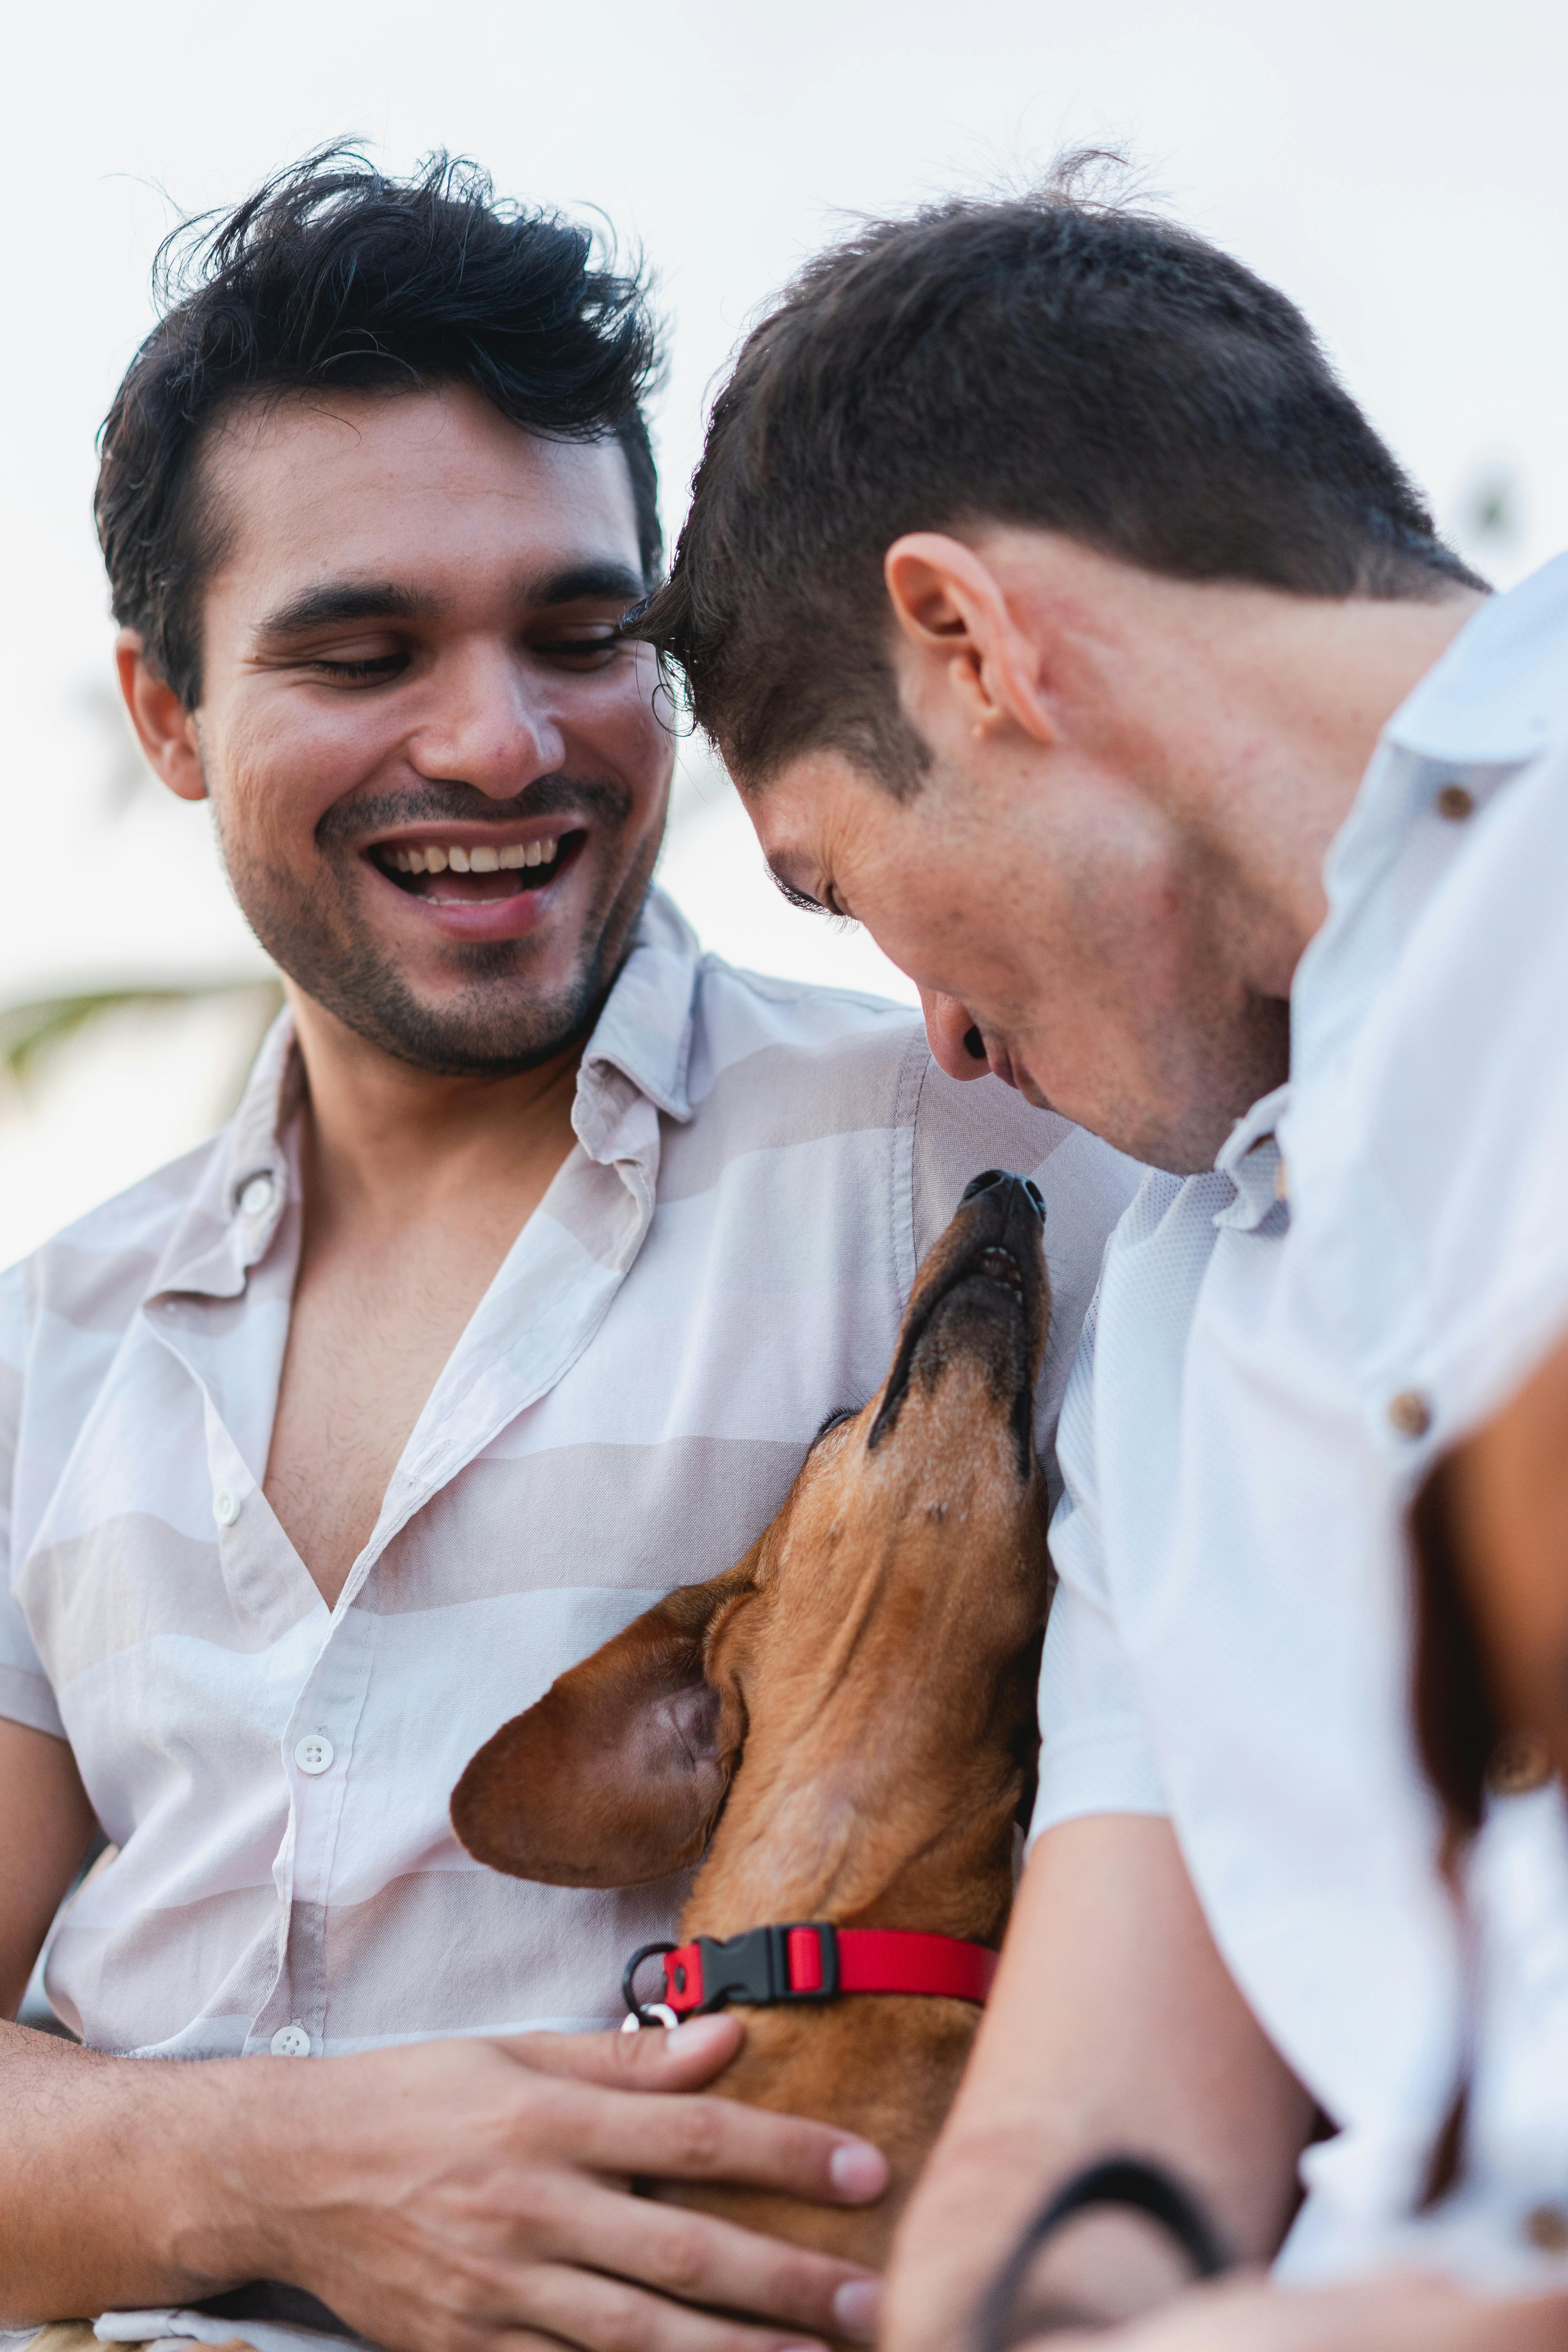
top-left (0, 885), bottom-right (1140, 2065)
top-left (1032, 554), bottom-right (1568, 2287)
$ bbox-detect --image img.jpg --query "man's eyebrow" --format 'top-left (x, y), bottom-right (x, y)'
top-left (256, 581), bottom-right (435, 638)
top-left (526, 560), bottom-right (647, 610)
top-left (255, 564), bottom-right (645, 642)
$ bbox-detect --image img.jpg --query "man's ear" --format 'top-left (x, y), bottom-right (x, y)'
top-left (115, 630), bottom-right (207, 804)
top-left (883, 532), bottom-right (1054, 748)
top-left (450, 1557), bottom-right (757, 1889)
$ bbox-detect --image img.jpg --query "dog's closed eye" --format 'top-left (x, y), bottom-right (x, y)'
top-left (814, 1405), bottom-right (863, 1441)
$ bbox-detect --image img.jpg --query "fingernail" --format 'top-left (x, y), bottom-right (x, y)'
top-left (829, 2140), bottom-right (887, 2198)
top-left (832, 2278), bottom-right (882, 2340)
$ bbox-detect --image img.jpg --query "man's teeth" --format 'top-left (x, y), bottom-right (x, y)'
top-left (385, 838), bottom-right (559, 876)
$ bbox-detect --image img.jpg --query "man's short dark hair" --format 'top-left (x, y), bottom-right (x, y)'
top-left (637, 167), bottom-right (1482, 793)
top-left (97, 146), bottom-right (662, 707)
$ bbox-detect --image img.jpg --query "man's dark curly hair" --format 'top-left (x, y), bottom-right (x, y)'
top-left (96, 145), bottom-right (663, 708)
top-left (635, 162), bottom-right (1481, 795)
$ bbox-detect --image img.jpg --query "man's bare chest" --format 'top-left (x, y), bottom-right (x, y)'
top-left (264, 1249), bottom-right (486, 1609)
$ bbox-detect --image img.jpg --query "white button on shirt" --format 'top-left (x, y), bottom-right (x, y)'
top-left (270, 2023), bottom-right (312, 2056)
top-left (294, 1735), bottom-right (334, 1775)
top-left (239, 1174), bottom-right (276, 1219)
top-left (1033, 556), bottom-right (1568, 2287)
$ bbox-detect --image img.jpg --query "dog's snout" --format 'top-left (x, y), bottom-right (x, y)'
top-left (870, 1165), bottom-right (1051, 1465)
top-left (962, 1168), bottom-right (1046, 1226)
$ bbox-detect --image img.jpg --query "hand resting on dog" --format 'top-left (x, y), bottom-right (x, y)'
top-left (221, 2018), bottom-right (888, 2352)
top-left (0, 1834), bottom-right (886, 2352)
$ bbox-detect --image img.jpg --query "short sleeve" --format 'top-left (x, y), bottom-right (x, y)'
top-left (909, 1054), bottom-right (1145, 1490)
top-left (1029, 1289), bottom-right (1169, 1842)
top-left (0, 1263), bottom-right (65, 1740)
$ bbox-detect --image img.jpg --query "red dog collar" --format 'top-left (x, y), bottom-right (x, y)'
top-left (623, 1921), bottom-right (998, 2023)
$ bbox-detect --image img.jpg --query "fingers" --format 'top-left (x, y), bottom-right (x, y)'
top-left (547, 2178), bottom-right (880, 2342)
top-left (506, 2016), bottom-right (747, 2092)
top-left (558, 2078), bottom-right (887, 2206)
top-left (503, 2027), bottom-right (888, 2209)
top-left (496, 2259), bottom-right (841, 2352)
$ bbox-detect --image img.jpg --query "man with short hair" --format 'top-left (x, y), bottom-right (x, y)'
top-left (637, 185), bottom-right (1568, 2346)
top-left (0, 154), bottom-right (1138, 2352)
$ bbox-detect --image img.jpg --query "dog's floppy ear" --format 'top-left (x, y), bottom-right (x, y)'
top-left (451, 1557), bottom-right (756, 1888)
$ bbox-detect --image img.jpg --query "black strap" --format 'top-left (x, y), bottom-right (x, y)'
top-left (973, 2156), bottom-right (1229, 2350)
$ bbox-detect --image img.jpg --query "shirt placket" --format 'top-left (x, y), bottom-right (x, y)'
top-left (141, 1306), bottom-right (343, 2058)
top-left (251, 1072), bottom-right (671, 2058)
top-left (250, 1606), bottom-right (378, 2056)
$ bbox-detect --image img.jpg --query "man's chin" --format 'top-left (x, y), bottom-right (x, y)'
top-left (309, 966), bottom-right (612, 1078)
top-left (228, 830), bottom-right (659, 1082)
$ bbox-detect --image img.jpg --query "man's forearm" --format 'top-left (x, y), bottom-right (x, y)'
top-left (0, 2022), bottom-right (264, 2326)
top-left (884, 1818), bottom-right (1316, 2351)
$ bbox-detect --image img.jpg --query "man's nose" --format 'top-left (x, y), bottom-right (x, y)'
top-left (410, 643), bottom-right (567, 799)
top-left (921, 987), bottom-right (993, 1083)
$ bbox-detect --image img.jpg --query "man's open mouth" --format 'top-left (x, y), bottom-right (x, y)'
top-left (368, 830), bottom-right (587, 904)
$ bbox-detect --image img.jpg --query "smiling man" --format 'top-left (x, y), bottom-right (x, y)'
top-left (0, 156), bottom-right (1141, 2352)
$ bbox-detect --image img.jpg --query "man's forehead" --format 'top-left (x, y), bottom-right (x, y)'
top-left (742, 746), bottom-right (873, 869)
top-left (201, 383), bottom-right (641, 597)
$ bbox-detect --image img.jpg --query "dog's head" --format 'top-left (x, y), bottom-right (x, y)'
top-left (451, 1169), bottom-right (1051, 1896)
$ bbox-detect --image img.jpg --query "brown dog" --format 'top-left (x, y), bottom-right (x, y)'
top-left (452, 1167), bottom-right (1052, 2272)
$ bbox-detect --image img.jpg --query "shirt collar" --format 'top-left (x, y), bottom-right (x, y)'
top-left (1212, 1082), bottom-right (1292, 1231)
top-left (573, 887), bottom-right (698, 1160)
top-left (146, 884), bottom-right (702, 1307)
top-left (1383, 552), bottom-right (1568, 767)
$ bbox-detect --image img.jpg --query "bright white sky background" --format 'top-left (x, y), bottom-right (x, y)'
top-left (1, 0), bottom-right (1564, 1255)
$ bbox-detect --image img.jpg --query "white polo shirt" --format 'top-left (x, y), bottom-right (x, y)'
top-left (1031, 555), bottom-right (1568, 2286)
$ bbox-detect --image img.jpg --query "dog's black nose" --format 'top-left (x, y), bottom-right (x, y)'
top-left (962, 1168), bottom-right (1046, 1224)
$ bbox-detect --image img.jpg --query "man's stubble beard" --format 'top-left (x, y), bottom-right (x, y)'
top-left (212, 775), bottom-right (662, 1078)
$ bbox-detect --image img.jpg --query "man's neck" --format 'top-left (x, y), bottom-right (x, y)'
top-left (1200, 584), bottom-right (1488, 996)
top-left (284, 985), bottom-right (585, 1236)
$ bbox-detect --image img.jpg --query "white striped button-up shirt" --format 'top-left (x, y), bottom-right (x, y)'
top-left (1, 889), bottom-right (1139, 2062)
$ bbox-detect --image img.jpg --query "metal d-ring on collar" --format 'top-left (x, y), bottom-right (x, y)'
top-left (621, 1940), bottom-right (682, 2032)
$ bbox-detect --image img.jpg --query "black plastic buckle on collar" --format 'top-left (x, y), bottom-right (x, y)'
top-left (690, 1921), bottom-right (840, 2012)
top-left (622, 1922), bottom-right (840, 2025)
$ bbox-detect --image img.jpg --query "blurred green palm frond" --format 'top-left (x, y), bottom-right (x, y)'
top-left (0, 982), bottom-right (285, 1091)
